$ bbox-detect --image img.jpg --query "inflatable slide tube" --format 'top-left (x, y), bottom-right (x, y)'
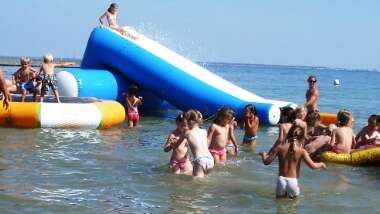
top-left (81, 27), bottom-right (288, 124)
top-left (0, 101), bottom-right (125, 129)
top-left (56, 68), bottom-right (165, 113)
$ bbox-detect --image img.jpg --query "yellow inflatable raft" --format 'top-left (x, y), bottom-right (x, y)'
top-left (321, 147), bottom-right (380, 166)
top-left (0, 100), bottom-right (125, 129)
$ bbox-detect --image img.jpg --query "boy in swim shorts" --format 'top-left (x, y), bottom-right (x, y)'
top-left (260, 125), bottom-right (326, 198)
top-left (13, 57), bottom-right (39, 102)
top-left (242, 104), bottom-right (259, 148)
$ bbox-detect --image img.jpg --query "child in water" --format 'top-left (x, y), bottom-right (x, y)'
top-left (124, 85), bottom-right (143, 128)
top-left (182, 110), bottom-right (214, 178)
top-left (13, 57), bottom-right (40, 102)
top-left (329, 109), bottom-right (356, 153)
top-left (355, 114), bottom-right (380, 149)
top-left (38, 54), bottom-right (75, 103)
top-left (208, 107), bottom-right (238, 165)
top-left (164, 113), bottom-right (192, 174)
top-left (260, 125), bottom-right (326, 199)
top-left (242, 104), bottom-right (259, 147)
top-left (268, 107), bottom-right (295, 154)
top-left (99, 3), bottom-right (138, 39)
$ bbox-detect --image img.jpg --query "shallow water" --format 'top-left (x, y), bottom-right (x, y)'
top-left (0, 63), bottom-right (379, 213)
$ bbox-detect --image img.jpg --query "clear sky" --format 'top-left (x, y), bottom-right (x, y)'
top-left (0, 0), bottom-right (379, 69)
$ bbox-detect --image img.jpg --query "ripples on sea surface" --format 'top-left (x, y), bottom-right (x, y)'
top-left (0, 63), bottom-right (379, 213)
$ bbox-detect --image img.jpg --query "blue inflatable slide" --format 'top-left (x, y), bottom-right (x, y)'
top-left (57, 27), bottom-right (296, 125)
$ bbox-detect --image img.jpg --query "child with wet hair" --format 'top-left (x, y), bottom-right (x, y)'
top-left (260, 125), bottom-right (326, 198)
top-left (208, 107), bottom-right (238, 165)
top-left (242, 104), bottom-right (259, 147)
top-left (181, 110), bottom-right (214, 177)
top-left (329, 109), bottom-right (356, 153)
top-left (164, 112), bottom-right (192, 174)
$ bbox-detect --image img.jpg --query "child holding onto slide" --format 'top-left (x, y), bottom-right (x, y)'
top-left (99, 3), bottom-right (139, 39)
top-left (164, 112), bottom-right (192, 174)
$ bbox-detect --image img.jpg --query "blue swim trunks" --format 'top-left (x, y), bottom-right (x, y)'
top-left (243, 134), bottom-right (258, 143)
top-left (19, 81), bottom-right (35, 93)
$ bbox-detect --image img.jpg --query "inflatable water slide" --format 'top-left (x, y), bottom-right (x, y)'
top-left (58, 27), bottom-right (297, 125)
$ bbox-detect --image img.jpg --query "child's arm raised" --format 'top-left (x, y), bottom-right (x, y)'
top-left (54, 62), bottom-right (75, 68)
top-left (302, 149), bottom-right (326, 169)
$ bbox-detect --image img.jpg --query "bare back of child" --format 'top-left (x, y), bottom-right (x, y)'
top-left (242, 104), bottom-right (259, 149)
top-left (208, 108), bottom-right (238, 165)
top-left (260, 125), bottom-right (326, 198)
top-left (164, 113), bottom-right (192, 174)
top-left (125, 85), bottom-right (143, 128)
top-left (184, 110), bottom-right (214, 178)
top-left (39, 54), bottom-right (74, 103)
top-left (330, 110), bottom-right (356, 153)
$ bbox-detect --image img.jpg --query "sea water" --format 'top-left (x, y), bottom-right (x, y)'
top-left (0, 62), bottom-right (379, 213)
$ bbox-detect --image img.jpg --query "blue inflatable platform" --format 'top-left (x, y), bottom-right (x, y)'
top-left (74, 27), bottom-right (296, 124)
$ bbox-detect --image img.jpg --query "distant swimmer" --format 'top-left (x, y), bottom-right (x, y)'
top-left (99, 3), bottom-right (139, 39)
top-left (305, 75), bottom-right (319, 113)
top-left (0, 68), bottom-right (10, 109)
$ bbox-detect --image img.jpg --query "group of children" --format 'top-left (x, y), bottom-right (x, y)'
top-left (164, 105), bottom-right (259, 177)
top-left (5, 55), bottom-right (74, 103)
top-left (162, 103), bottom-right (379, 198)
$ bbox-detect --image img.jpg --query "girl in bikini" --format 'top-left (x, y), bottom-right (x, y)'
top-left (164, 113), bottom-right (192, 174)
top-left (207, 108), bottom-right (238, 165)
top-left (125, 85), bottom-right (143, 128)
